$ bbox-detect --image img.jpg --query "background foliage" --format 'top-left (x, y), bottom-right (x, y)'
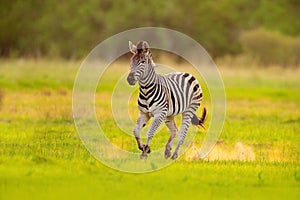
top-left (0, 0), bottom-right (299, 64)
top-left (1, 1), bottom-right (300, 199)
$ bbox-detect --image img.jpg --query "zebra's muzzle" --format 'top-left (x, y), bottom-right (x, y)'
top-left (127, 73), bottom-right (137, 85)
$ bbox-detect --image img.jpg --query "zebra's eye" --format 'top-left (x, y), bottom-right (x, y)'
top-left (141, 61), bottom-right (145, 63)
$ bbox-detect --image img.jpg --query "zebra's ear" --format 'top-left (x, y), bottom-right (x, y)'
top-left (129, 41), bottom-right (137, 54)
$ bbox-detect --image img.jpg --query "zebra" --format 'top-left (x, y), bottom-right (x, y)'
top-left (127, 40), bottom-right (206, 160)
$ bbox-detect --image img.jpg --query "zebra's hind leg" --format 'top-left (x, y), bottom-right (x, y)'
top-left (134, 112), bottom-right (150, 152)
top-left (164, 117), bottom-right (178, 159)
top-left (171, 112), bottom-right (192, 160)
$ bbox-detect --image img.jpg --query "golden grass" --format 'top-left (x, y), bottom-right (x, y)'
top-left (0, 90), bottom-right (72, 121)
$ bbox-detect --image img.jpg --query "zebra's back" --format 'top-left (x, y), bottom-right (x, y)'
top-left (164, 72), bottom-right (202, 116)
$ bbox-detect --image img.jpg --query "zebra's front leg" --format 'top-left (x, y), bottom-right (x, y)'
top-left (164, 117), bottom-right (178, 159)
top-left (140, 111), bottom-right (167, 159)
top-left (171, 112), bottom-right (192, 160)
top-left (134, 112), bottom-right (150, 152)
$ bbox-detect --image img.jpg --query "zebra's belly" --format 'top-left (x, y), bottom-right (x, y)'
top-left (166, 91), bottom-right (190, 116)
top-left (138, 96), bottom-right (189, 117)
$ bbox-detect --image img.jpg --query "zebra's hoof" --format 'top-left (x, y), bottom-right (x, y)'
top-left (144, 145), bottom-right (151, 154)
top-left (164, 149), bottom-right (172, 159)
top-left (140, 153), bottom-right (148, 159)
top-left (171, 153), bottom-right (178, 160)
top-left (138, 144), bottom-right (145, 151)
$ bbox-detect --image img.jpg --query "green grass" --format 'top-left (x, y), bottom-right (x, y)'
top-left (0, 59), bottom-right (299, 199)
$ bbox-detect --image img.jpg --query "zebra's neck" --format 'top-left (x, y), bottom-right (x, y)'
top-left (138, 60), bottom-right (158, 89)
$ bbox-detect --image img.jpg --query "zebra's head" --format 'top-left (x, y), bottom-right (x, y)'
top-left (127, 40), bottom-right (152, 86)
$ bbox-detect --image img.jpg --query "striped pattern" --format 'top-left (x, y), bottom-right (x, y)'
top-left (127, 41), bottom-right (206, 159)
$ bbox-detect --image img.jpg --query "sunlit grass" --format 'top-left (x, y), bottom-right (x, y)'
top-left (0, 59), bottom-right (299, 199)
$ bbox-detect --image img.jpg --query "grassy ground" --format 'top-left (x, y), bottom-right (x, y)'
top-left (0, 59), bottom-right (299, 199)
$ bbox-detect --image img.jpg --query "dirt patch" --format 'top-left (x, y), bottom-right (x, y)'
top-left (185, 142), bottom-right (256, 161)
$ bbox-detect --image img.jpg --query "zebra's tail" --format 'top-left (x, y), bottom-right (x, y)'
top-left (191, 107), bottom-right (207, 130)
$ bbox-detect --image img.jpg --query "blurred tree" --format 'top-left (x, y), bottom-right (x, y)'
top-left (0, 0), bottom-right (298, 59)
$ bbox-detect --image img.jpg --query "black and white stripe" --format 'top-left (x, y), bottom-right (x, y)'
top-left (127, 41), bottom-right (206, 159)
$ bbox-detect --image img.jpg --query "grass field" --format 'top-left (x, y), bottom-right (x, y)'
top-left (0, 59), bottom-right (299, 199)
